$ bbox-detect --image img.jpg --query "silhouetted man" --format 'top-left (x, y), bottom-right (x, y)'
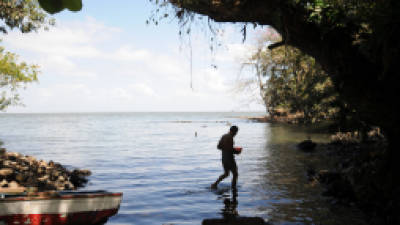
top-left (211, 125), bottom-right (239, 190)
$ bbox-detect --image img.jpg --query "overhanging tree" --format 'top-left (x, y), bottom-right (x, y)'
top-left (152, 0), bottom-right (399, 164)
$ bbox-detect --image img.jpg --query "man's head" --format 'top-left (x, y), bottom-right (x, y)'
top-left (230, 125), bottom-right (239, 136)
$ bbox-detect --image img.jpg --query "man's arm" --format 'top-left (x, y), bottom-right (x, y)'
top-left (217, 137), bottom-right (223, 150)
top-left (227, 135), bottom-right (234, 152)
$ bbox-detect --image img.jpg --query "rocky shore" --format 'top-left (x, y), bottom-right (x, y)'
top-left (303, 130), bottom-right (395, 225)
top-left (0, 148), bottom-right (91, 193)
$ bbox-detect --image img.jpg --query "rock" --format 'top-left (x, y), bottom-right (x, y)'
top-left (57, 175), bottom-right (65, 182)
top-left (38, 175), bottom-right (49, 182)
top-left (306, 166), bottom-right (316, 181)
top-left (317, 170), bottom-right (341, 183)
top-left (0, 168), bottom-right (13, 177)
top-left (0, 179), bottom-right (8, 187)
top-left (1, 150), bottom-right (91, 191)
top-left (26, 187), bottom-right (38, 193)
top-left (0, 148), bottom-right (6, 155)
top-left (202, 217), bottom-right (270, 225)
top-left (26, 155), bottom-right (36, 163)
top-left (9, 161), bottom-right (17, 168)
top-left (8, 181), bottom-right (20, 188)
top-left (70, 170), bottom-right (89, 188)
top-left (37, 166), bottom-right (45, 175)
top-left (15, 173), bottom-right (27, 183)
top-left (77, 169), bottom-right (92, 176)
top-left (39, 160), bottom-right (48, 168)
top-left (6, 152), bottom-right (21, 160)
top-left (20, 166), bottom-right (29, 171)
top-left (297, 139), bottom-right (317, 152)
top-left (0, 186), bottom-right (26, 193)
top-left (2, 160), bottom-right (12, 167)
top-left (45, 181), bottom-right (57, 190)
top-left (64, 181), bottom-right (74, 190)
top-left (52, 170), bottom-right (60, 178)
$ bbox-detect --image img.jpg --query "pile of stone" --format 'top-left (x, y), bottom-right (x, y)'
top-left (0, 148), bottom-right (91, 193)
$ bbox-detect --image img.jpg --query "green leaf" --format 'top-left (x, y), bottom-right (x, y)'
top-left (38, 0), bottom-right (83, 14)
top-left (38, 0), bottom-right (64, 14)
top-left (63, 0), bottom-right (83, 12)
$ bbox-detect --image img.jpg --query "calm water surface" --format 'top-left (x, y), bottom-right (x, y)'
top-left (0, 112), bottom-right (366, 225)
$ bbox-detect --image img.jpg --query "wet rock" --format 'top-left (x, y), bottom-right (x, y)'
top-left (202, 217), bottom-right (270, 225)
top-left (70, 169), bottom-right (90, 188)
top-left (306, 166), bottom-right (317, 182)
top-left (77, 169), bottom-right (91, 176)
top-left (297, 139), bottom-right (317, 152)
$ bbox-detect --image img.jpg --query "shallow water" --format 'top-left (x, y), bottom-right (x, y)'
top-left (0, 112), bottom-right (366, 225)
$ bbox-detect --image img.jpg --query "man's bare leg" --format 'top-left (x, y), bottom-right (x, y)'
top-left (211, 172), bottom-right (229, 189)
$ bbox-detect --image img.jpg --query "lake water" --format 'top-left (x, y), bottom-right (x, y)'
top-left (0, 112), bottom-right (367, 225)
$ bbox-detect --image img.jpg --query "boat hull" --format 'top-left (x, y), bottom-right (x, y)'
top-left (0, 191), bottom-right (122, 225)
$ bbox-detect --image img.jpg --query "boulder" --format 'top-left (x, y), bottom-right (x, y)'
top-left (297, 139), bottom-right (317, 152)
top-left (202, 217), bottom-right (270, 225)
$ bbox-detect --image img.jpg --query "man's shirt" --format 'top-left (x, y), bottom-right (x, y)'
top-left (218, 133), bottom-right (235, 162)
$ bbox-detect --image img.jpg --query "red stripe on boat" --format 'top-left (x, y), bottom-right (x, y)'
top-left (0, 209), bottom-right (118, 225)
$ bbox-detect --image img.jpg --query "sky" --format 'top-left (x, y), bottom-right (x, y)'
top-left (2, 0), bottom-right (267, 113)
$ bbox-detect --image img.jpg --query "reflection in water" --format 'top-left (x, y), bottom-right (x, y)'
top-left (245, 123), bottom-right (367, 225)
top-left (202, 189), bottom-right (269, 225)
top-left (220, 189), bottom-right (238, 219)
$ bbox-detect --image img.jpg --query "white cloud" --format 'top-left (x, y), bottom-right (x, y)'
top-left (113, 46), bottom-right (152, 62)
top-left (2, 16), bottom-right (265, 112)
top-left (129, 83), bottom-right (157, 97)
top-left (109, 88), bottom-right (133, 100)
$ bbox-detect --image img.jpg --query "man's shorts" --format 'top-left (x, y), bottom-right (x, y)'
top-left (222, 159), bottom-right (237, 174)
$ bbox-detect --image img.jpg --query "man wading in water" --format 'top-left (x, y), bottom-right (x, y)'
top-left (211, 126), bottom-right (239, 190)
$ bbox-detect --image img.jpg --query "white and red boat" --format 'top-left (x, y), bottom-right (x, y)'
top-left (0, 191), bottom-right (122, 225)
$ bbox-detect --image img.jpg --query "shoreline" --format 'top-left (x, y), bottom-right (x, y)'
top-left (244, 115), bottom-right (304, 124)
top-left (299, 134), bottom-right (390, 225)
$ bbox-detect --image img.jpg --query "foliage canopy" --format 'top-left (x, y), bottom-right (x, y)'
top-left (241, 32), bottom-right (340, 123)
top-left (0, 0), bottom-right (52, 110)
top-left (0, 46), bottom-right (38, 110)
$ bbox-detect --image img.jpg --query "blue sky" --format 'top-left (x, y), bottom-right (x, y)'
top-left (2, 0), bottom-right (266, 113)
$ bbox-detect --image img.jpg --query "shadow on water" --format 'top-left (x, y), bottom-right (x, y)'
top-left (202, 188), bottom-right (270, 225)
top-left (243, 122), bottom-right (368, 225)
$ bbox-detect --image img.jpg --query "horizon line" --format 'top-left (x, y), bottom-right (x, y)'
top-left (1, 110), bottom-right (266, 114)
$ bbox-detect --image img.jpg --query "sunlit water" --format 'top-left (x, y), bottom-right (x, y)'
top-left (0, 112), bottom-right (366, 225)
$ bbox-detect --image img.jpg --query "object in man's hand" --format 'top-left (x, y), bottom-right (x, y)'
top-left (233, 147), bottom-right (242, 154)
